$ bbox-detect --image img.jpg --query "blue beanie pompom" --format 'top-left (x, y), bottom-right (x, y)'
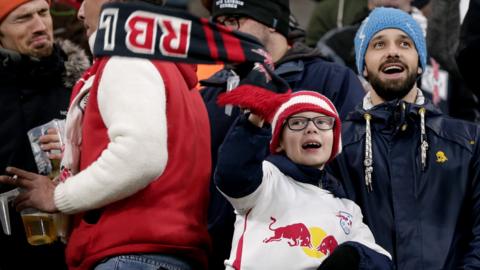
top-left (354, 7), bottom-right (427, 76)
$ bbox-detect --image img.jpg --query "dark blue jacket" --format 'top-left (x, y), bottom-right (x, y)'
top-left (201, 44), bottom-right (365, 269)
top-left (327, 97), bottom-right (480, 270)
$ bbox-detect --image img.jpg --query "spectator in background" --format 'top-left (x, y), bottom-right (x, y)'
top-left (457, 0), bottom-right (480, 99)
top-left (328, 7), bottom-right (480, 269)
top-left (306, 0), bottom-right (368, 47)
top-left (413, 0), bottom-right (432, 17)
top-left (200, 0), bottom-right (365, 268)
top-left (51, 0), bottom-right (89, 56)
top-left (0, 0), bottom-right (89, 269)
top-left (427, 0), bottom-right (479, 121)
top-left (0, 0), bottom-right (211, 269)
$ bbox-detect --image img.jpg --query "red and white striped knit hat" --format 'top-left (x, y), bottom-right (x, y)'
top-left (218, 87), bottom-right (342, 163)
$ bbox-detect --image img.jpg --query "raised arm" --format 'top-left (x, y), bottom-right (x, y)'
top-left (214, 113), bottom-right (270, 211)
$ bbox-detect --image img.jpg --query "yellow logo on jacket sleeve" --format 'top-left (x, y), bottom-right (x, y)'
top-left (436, 151), bottom-right (448, 163)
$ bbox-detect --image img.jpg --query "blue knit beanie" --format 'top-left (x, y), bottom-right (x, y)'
top-left (354, 7), bottom-right (427, 76)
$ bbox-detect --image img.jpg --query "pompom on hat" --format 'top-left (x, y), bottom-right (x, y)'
top-left (354, 7), bottom-right (427, 76)
top-left (0, 0), bottom-right (50, 23)
top-left (218, 87), bottom-right (342, 163)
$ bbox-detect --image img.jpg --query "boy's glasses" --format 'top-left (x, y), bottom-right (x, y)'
top-left (285, 116), bottom-right (335, 131)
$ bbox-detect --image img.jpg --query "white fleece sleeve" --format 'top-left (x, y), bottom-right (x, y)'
top-left (54, 57), bottom-right (168, 214)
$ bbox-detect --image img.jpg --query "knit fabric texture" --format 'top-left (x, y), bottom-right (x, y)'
top-left (270, 91), bottom-right (342, 163)
top-left (0, 0), bottom-right (50, 22)
top-left (211, 0), bottom-right (290, 38)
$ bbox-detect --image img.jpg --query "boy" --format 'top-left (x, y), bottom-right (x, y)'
top-left (215, 89), bottom-right (392, 269)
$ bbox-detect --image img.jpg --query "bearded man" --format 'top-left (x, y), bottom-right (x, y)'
top-left (327, 7), bottom-right (480, 270)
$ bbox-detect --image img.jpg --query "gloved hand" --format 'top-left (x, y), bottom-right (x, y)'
top-left (235, 60), bottom-right (290, 94)
top-left (317, 244), bottom-right (360, 270)
top-left (217, 65), bottom-right (292, 121)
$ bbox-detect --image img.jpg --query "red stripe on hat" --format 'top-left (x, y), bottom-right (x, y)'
top-left (201, 18), bottom-right (219, 59)
top-left (269, 92), bottom-right (342, 163)
top-left (218, 84), bottom-right (291, 121)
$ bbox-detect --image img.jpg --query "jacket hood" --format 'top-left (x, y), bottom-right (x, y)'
top-left (344, 91), bottom-right (444, 191)
top-left (266, 154), bottom-right (345, 197)
top-left (0, 39), bottom-right (89, 89)
top-left (276, 41), bottom-right (325, 66)
top-left (266, 154), bottom-right (325, 187)
top-left (347, 95), bottom-right (443, 127)
top-left (56, 39), bottom-right (90, 88)
top-left (176, 63), bottom-right (198, 90)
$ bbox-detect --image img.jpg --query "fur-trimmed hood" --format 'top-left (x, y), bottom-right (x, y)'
top-left (56, 39), bottom-right (90, 88)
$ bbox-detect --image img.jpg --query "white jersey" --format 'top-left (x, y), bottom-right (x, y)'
top-left (222, 161), bottom-right (390, 270)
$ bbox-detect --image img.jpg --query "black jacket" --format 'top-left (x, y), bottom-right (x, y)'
top-left (0, 40), bottom-right (89, 270)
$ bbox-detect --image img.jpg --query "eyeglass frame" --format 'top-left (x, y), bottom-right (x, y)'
top-left (284, 116), bottom-right (336, 131)
top-left (215, 15), bottom-right (246, 30)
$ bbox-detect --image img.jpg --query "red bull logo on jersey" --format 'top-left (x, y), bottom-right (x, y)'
top-left (336, 211), bottom-right (353, 235)
top-left (263, 217), bottom-right (338, 259)
top-left (263, 217), bottom-right (312, 248)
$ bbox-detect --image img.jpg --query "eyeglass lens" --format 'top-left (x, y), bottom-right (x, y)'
top-left (216, 16), bottom-right (241, 29)
top-left (287, 116), bottom-right (335, 131)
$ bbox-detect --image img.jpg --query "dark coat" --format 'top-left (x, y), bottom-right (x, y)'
top-left (0, 40), bottom-right (89, 270)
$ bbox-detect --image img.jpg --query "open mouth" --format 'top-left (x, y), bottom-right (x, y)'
top-left (302, 142), bottom-right (322, 149)
top-left (382, 63), bottom-right (405, 74)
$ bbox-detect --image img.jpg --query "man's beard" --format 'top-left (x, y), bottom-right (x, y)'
top-left (367, 67), bottom-right (418, 101)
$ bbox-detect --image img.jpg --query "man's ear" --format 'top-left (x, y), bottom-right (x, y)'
top-left (417, 66), bottom-right (423, 75)
top-left (363, 67), bottom-right (368, 77)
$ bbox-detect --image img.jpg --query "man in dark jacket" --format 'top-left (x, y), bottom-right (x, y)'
top-left (328, 7), bottom-right (480, 269)
top-left (0, 0), bottom-right (89, 269)
top-left (200, 0), bottom-right (365, 268)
